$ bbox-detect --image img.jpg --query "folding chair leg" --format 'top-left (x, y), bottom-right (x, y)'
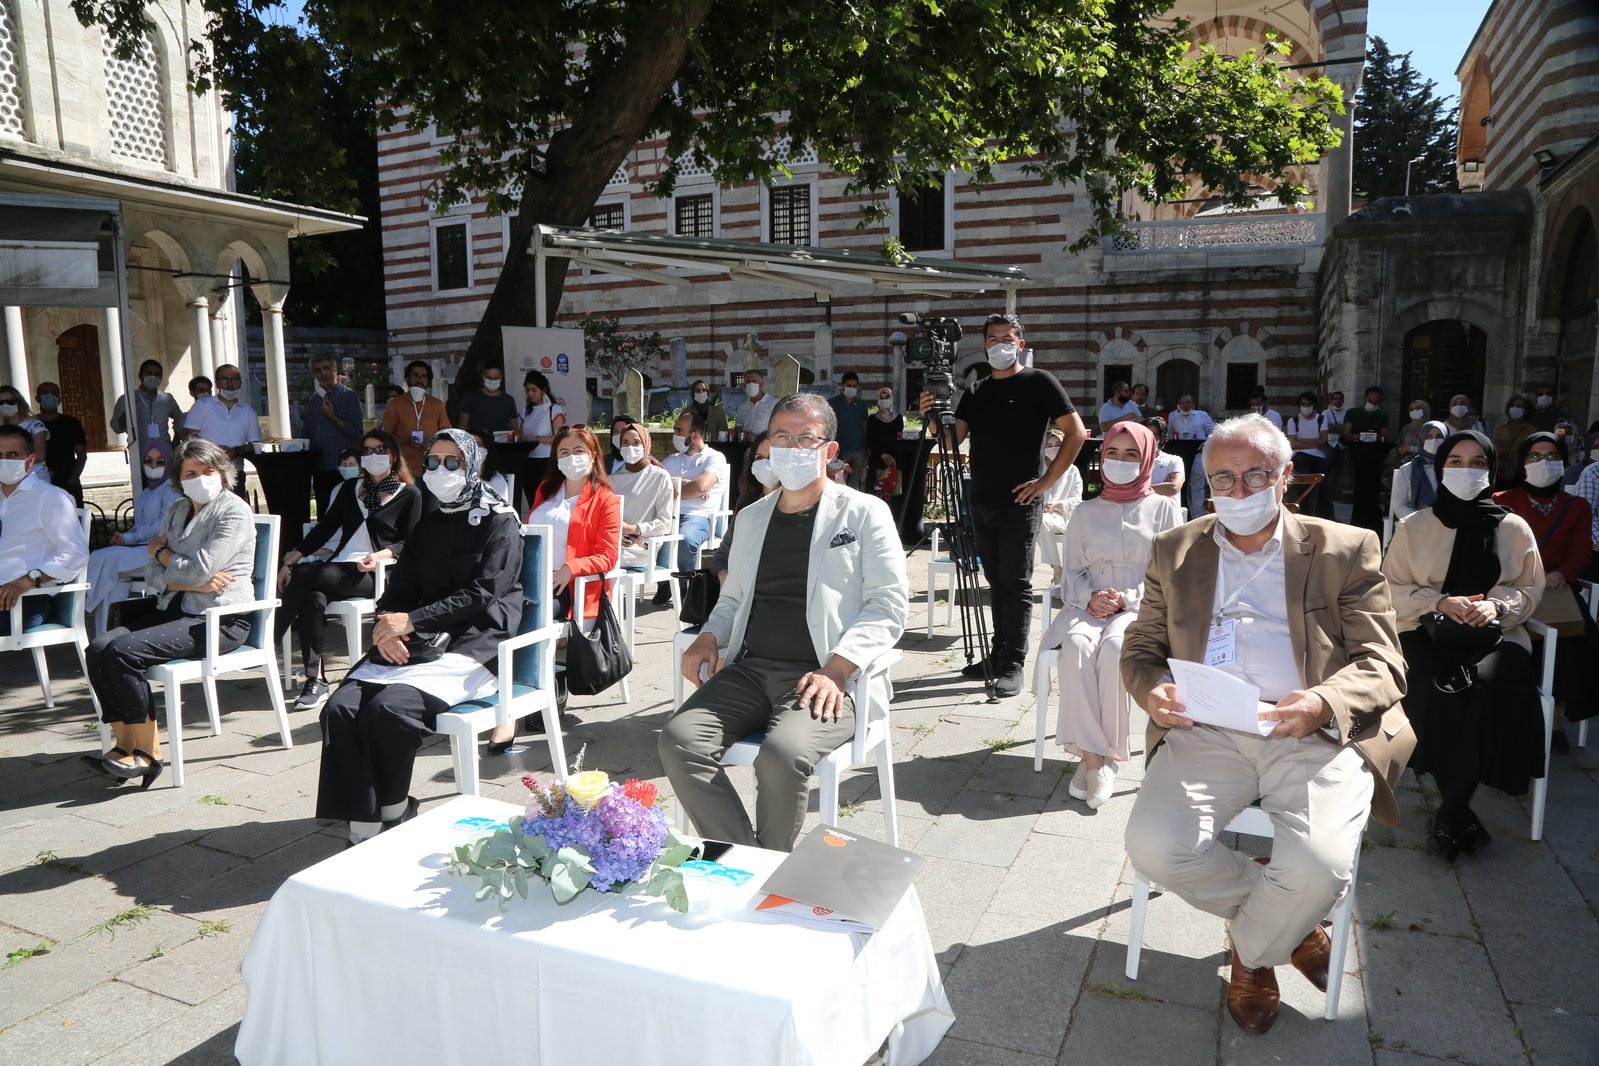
top-left (32, 647), bottom-right (54, 708)
top-left (280, 632), bottom-right (295, 691)
top-left (819, 758), bottom-right (840, 827)
top-left (202, 675), bottom-right (222, 736)
top-left (1033, 657), bottom-right (1053, 772)
top-left (263, 654), bottom-right (293, 750)
top-left (876, 728), bottom-right (899, 847)
top-left (1580, 718), bottom-right (1589, 748)
top-left (74, 635), bottom-right (102, 721)
top-left (542, 690), bottom-right (569, 784)
top-left (164, 683), bottom-right (185, 788)
top-left (97, 721), bottom-right (113, 755)
top-left (346, 617), bottom-right (363, 665)
top-left (1125, 873), bottom-right (1151, 979)
top-left (1324, 845), bottom-right (1360, 1020)
top-left (1532, 694), bottom-right (1553, 841)
top-left (454, 732), bottom-right (480, 797)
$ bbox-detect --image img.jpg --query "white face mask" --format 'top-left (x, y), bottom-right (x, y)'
top-left (1044, 447), bottom-right (1060, 463)
top-left (620, 444), bottom-right (646, 465)
top-left (143, 463), bottom-right (166, 482)
top-left (1422, 437), bottom-right (1442, 455)
top-left (985, 342), bottom-right (1020, 371)
top-left (694, 390), bottom-right (709, 404)
top-left (1409, 409), bottom-right (1424, 421)
top-left (360, 453), bottom-right (390, 478)
top-left (338, 465), bottom-right (360, 480)
top-left (141, 374), bottom-right (161, 392)
top-left (1301, 406), bottom-right (1317, 418)
top-left (1536, 395), bottom-right (1554, 408)
top-left (745, 382), bottom-right (762, 398)
top-left (671, 433), bottom-right (690, 453)
top-left (218, 387), bottom-right (241, 402)
top-left (1100, 457), bottom-right (1142, 485)
top-left (842, 387), bottom-right (857, 400)
top-left (483, 377), bottom-right (502, 392)
top-left (182, 472), bottom-right (223, 504)
top-left (1440, 466), bottom-right (1491, 500)
top-left (768, 446), bottom-right (823, 491)
top-left (1450, 405), bottom-right (1470, 418)
top-left (1211, 486), bottom-right (1281, 536)
top-left (1363, 402), bottom-right (1378, 413)
top-left (558, 451), bottom-right (593, 480)
top-left (423, 466), bottom-right (467, 500)
top-left (409, 385), bottom-right (426, 403)
top-left (879, 393), bottom-right (893, 407)
top-left (0, 458), bottom-right (28, 485)
top-left (611, 433), bottom-right (623, 450)
top-left (750, 457), bottom-right (780, 488)
top-left (0, 402), bottom-right (16, 417)
top-left (1525, 458), bottom-right (1565, 488)
top-left (1507, 406), bottom-right (1525, 420)
top-left (313, 381), bottom-right (328, 398)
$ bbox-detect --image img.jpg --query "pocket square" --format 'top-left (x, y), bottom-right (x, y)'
top-left (829, 529), bottom-right (857, 548)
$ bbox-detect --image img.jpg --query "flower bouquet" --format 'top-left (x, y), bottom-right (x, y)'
top-left (446, 762), bottom-right (701, 913)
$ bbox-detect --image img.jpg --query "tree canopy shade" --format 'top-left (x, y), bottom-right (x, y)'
top-left (75, 0), bottom-right (1345, 377)
top-left (1352, 36), bottom-right (1459, 201)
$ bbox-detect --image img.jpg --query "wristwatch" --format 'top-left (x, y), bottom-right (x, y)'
top-left (26, 568), bottom-right (43, 587)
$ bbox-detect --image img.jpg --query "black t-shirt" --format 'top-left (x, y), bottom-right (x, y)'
top-left (953, 368), bottom-right (1076, 508)
top-left (744, 505), bottom-right (819, 665)
top-left (42, 413), bottom-right (87, 484)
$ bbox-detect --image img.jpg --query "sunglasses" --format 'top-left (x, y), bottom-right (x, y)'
top-left (424, 455), bottom-right (465, 472)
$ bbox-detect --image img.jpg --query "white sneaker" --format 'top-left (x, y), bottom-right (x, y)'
top-left (1084, 764), bottom-right (1118, 809)
top-left (1067, 760), bottom-right (1091, 800)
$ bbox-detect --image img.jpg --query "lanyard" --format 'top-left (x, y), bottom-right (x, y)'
top-left (1213, 541), bottom-right (1281, 628)
top-left (411, 400), bottom-right (424, 428)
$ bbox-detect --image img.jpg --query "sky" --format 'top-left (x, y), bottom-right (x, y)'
top-left (1365, 0), bottom-right (1496, 101)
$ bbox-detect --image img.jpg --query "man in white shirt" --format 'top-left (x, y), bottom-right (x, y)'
top-left (735, 370), bottom-right (777, 440)
top-left (1247, 386), bottom-right (1283, 429)
top-left (110, 358), bottom-right (184, 452)
top-left (662, 410), bottom-right (730, 588)
top-left (182, 363), bottom-right (262, 494)
top-left (0, 425), bottom-right (88, 635)
top-left (1321, 390), bottom-right (1347, 505)
top-left (1169, 396), bottom-right (1215, 518)
top-left (1097, 380), bottom-right (1141, 431)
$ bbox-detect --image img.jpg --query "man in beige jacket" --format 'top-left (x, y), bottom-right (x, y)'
top-left (1121, 414), bottom-right (1415, 1035)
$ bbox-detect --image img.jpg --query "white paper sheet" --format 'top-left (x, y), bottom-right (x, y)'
top-left (1167, 658), bottom-right (1277, 736)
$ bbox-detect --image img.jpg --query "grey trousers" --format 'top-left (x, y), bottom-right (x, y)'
top-left (659, 656), bottom-right (855, 851)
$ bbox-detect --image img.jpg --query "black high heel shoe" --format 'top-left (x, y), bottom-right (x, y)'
top-left (81, 747), bottom-right (130, 782)
top-left (104, 749), bottom-right (163, 790)
top-left (485, 729), bottom-right (518, 755)
top-left (1426, 816), bottom-right (1462, 864)
top-left (1458, 813), bottom-right (1492, 854)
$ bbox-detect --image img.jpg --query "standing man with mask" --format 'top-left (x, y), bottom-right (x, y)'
top-left (0, 424), bottom-right (88, 635)
top-left (1343, 385), bottom-right (1391, 535)
top-left (182, 363), bottom-right (262, 495)
top-left (302, 355), bottom-right (363, 511)
top-left (662, 410), bottom-right (730, 591)
top-left (457, 361), bottom-right (518, 435)
top-left (382, 360), bottom-right (451, 478)
top-left (919, 313), bottom-right (1087, 696)
top-left (829, 372), bottom-right (871, 489)
top-left (110, 358), bottom-right (183, 454)
top-left (1322, 390), bottom-right (1348, 507)
top-left (736, 369), bottom-right (777, 441)
top-left (665, 394), bottom-right (907, 851)
top-left (35, 382), bottom-right (87, 506)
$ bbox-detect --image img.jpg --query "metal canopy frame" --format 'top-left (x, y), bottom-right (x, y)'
top-left (529, 224), bottom-right (1029, 326)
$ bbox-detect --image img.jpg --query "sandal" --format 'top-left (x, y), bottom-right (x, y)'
top-left (104, 749), bottom-right (164, 790)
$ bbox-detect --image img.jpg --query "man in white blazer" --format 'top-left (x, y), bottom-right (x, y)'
top-left (663, 394), bottom-right (908, 850)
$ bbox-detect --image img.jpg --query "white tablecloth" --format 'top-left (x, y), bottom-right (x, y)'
top-left (236, 796), bottom-right (954, 1066)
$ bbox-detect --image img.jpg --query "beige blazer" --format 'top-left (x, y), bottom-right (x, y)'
top-left (1381, 507), bottom-right (1543, 651)
top-left (1120, 511), bottom-right (1416, 827)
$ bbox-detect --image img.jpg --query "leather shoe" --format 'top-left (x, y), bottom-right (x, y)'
top-left (1459, 813), bottom-right (1492, 854)
top-left (1290, 925), bottom-right (1331, 993)
top-left (1226, 941), bottom-right (1280, 1034)
top-left (1427, 817), bottom-right (1462, 864)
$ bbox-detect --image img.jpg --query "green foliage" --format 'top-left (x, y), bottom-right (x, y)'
top-left (4, 943), bottom-right (49, 968)
top-left (80, 904), bottom-right (154, 940)
top-left (1354, 37), bottom-right (1459, 200)
top-left (580, 313), bottom-right (669, 388)
top-left (1367, 910), bottom-right (1398, 931)
top-left (199, 794), bottom-right (229, 806)
top-left (196, 919), bottom-right (231, 937)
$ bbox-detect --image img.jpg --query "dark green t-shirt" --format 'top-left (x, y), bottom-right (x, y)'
top-left (743, 504), bottom-right (819, 665)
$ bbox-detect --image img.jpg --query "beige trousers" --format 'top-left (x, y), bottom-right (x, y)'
top-left (1124, 724), bottom-right (1373, 970)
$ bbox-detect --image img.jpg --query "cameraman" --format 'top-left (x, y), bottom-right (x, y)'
top-left (920, 313), bottom-right (1086, 696)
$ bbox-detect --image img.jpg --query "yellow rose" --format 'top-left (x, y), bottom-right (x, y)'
top-left (564, 770), bottom-right (611, 809)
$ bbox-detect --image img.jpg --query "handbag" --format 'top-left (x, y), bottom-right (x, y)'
top-left (1420, 611), bottom-right (1502, 654)
top-left (107, 595), bottom-right (163, 631)
top-left (565, 579), bottom-right (633, 696)
top-left (675, 568), bottom-right (721, 627)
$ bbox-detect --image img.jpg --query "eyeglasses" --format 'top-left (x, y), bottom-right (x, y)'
top-left (360, 445), bottom-right (389, 456)
top-left (424, 455), bottom-right (465, 471)
top-left (768, 431), bottom-right (830, 450)
top-left (1206, 465), bottom-right (1283, 492)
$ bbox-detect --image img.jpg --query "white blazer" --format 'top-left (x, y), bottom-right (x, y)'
top-left (707, 479), bottom-right (908, 705)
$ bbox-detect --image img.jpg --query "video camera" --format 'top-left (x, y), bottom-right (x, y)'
top-left (898, 312), bottom-right (961, 408)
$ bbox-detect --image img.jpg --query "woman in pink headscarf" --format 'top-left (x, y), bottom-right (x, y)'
top-left (1037, 421), bottom-right (1182, 808)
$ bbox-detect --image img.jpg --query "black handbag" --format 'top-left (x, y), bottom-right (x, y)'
top-left (565, 580), bottom-right (633, 696)
top-left (1420, 611), bottom-right (1503, 655)
top-left (675, 568), bottom-right (721, 627)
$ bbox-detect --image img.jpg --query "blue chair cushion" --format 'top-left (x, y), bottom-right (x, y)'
top-left (511, 530), bottom-right (551, 691)
top-left (449, 682), bottom-right (544, 715)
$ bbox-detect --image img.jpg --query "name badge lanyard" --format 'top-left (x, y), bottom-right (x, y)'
top-left (1212, 542), bottom-right (1281, 630)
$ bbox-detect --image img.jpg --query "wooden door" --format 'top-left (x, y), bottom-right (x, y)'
top-left (1155, 359), bottom-right (1200, 411)
top-left (56, 324), bottom-right (107, 452)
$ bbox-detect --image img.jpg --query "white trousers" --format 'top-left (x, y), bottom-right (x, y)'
top-left (1124, 724), bottom-right (1373, 969)
top-left (1053, 608), bottom-right (1134, 761)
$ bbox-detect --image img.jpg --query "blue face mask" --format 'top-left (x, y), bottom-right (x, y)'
top-left (338, 466), bottom-right (360, 480)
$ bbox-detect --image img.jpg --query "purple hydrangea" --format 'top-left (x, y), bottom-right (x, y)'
top-left (521, 786), bottom-right (669, 892)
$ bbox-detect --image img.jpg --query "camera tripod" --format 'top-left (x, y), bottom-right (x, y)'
top-left (918, 401), bottom-right (995, 693)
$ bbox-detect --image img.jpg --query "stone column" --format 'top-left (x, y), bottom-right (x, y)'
top-left (172, 277), bottom-right (216, 381)
top-left (3, 306), bottom-right (28, 398)
top-left (1323, 67), bottom-right (1362, 227)
top-left (252, 281), bottom-right (292, 439)
top-left (103, 305), bottom-right (128, 449)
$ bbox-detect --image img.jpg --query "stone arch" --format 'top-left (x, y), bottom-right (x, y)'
top-left (1384, 296), bottom-right (1513, 409)
top-left (211, 234), bottom-right (278, 284)
top-left (1541, 200), bottom-right (1599, 319)
top-left (1186, 14), bottom-right (1315, 67)
top-left (128, 226), bottom-right (193, 275)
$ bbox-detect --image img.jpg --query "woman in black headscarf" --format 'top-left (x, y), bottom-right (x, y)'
top-left (1382, 431), bottom-right (1545, 863)
top-left (1493, 432), bottom-right (1597, 752)
top-left (315, 428), bottom-right (522, 846)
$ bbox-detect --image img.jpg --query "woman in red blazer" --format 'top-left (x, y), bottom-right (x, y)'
top-left (526, 424), bottom-right (621, 621)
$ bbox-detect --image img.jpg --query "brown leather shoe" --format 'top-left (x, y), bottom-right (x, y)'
top-left (1290, 924), bottom-right (1331, 993)
top-left (1227, 941), bottom-right (1281, 1034)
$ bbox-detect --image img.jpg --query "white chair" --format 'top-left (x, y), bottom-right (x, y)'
top-left (620, 476), bottom-right (685, 623)
top-left (1031, 646), bottom-right (1136, 773)
top-left (704, 477), bottom-right (734, 555)
top-left (1524, 617), bottom-right (1558, 842)
top-left (1125, 804), bottom-right (1360, 1020)
top-left (279, 557), bottom-right (393, 689)
top-left (923, 527), bottom-right (956, 637)
top-left (2, 508), bottom-right (96, 711)
top-left (137, 515), bottom-right (294, 788)
top-left (1578, 579), bottom-right (1597, 749)
top-left (434, 524), bottom-right (566, 795)
top-left (670, 645), bottom-right (903, 846)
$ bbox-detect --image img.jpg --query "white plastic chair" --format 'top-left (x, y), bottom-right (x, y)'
top-left (670, 640), bottom-right (902, 846)
top-left (1524, 617), bottom-right (1558, 842)
top-left (1125, 804), bottom-right (1361, 1020)
top-left (923, 527), bottom-right (956, 637)
top-left (1578, 579), bottom-right (1597, 749)
top-left (1031, 645), bottom-right (1136, 773)
top-left (619, 476), bottom-right (684, 623)
top-left (433, 524), bottom-right (566, 794)
top-left (704, 476), bottom-right (734, 554)
top-left (2, 508), bottom-right (95, 711)
top-left (137, 515), bottom-right (294, 787)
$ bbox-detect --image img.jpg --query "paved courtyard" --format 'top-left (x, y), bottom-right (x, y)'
top-left (1, 550), bottom-right (1597, 1065)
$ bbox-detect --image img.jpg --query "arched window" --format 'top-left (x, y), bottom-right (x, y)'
top-left (0, 3), bottom-right (26, 138)
top-left (103, 31), bottom-right (167, 166)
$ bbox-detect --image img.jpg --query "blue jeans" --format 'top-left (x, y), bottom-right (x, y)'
top-left (0, 598), bottom-right (49, 636)
top-left (677, 514), bottom-right (714, 573)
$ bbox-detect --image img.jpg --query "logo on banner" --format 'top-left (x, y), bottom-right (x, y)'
top-left (540, 356), bottom-right (553, 370)
top-left (556, 353), bottom-right (570, 374)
